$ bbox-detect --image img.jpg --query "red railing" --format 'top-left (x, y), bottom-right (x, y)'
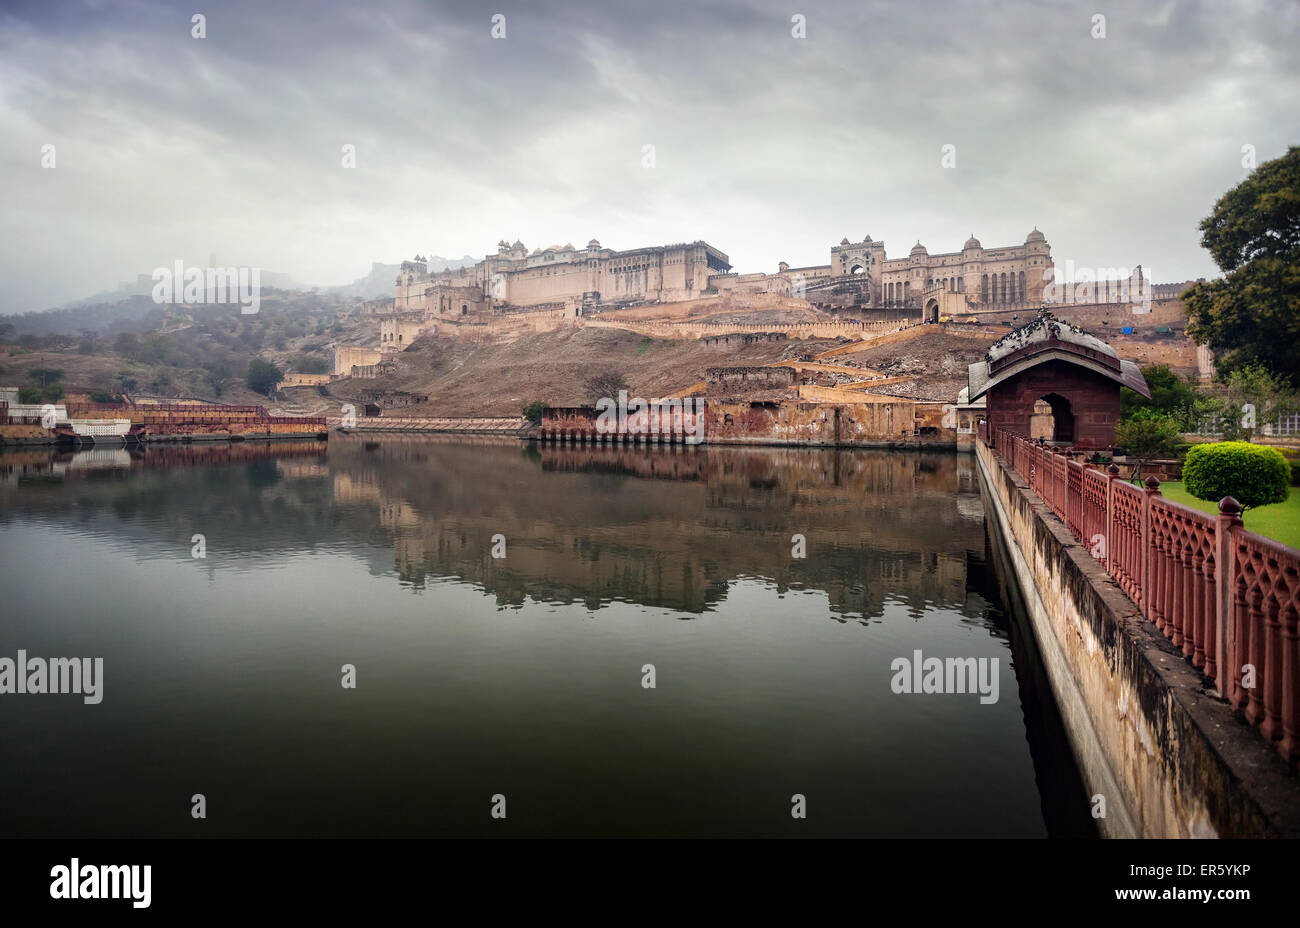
top-left (987, 427), bottom-right (1300, 767)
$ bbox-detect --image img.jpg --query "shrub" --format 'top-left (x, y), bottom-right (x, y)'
top-left (1183, 441), bottom-right (1290, 510)
top-left (522, 400), bottom-right (548, 426)
top-left (582, 367), bottom-right (629, 404)
top-left (294, 354), bottom-right (331, 374)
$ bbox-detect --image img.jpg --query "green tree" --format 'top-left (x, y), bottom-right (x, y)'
top-left (1114, 410), bottom-right (1183, 481)
top-left (28, 367), bottom-right (64, 387)
top-left (1183, 146), bottom-right (1300, 378)
top-left (293, 354), bottom-right (331, 374)
top-left (1222, 363), bottom-right (1297, 438)
top-left (522, 400), bottom-right (549, 426)
top-left (245, 358), bottom-right (283, 396)
top-left (1121, 364), bottom-right (1198, 426)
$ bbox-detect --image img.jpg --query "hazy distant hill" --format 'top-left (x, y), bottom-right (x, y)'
top-left (56, 269), bottom-right (303, 311)
top-left (326, 256), bottom-right (476, 300)
top-left (11, 256), bottom-right (480, 332)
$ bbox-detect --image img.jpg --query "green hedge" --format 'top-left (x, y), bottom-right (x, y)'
top-left (1182, 441), bottom-right (1291, 510)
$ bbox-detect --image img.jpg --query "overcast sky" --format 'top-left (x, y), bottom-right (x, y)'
top-left (0, 0), bottom-right (1295, 314)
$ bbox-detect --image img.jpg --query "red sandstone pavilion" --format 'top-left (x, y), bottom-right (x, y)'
top-left (967, 310), bottom-right (1150, 449)
top-left (969, 312), bottom-right (1300, 793)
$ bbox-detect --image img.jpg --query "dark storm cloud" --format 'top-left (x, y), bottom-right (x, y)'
top-left (1, 0), bottom-right (1296, 312)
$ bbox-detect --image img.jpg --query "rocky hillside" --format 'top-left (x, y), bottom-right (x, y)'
top-left (318, 327), bottom-right (844, 417)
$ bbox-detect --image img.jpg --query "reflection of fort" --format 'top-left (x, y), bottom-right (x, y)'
top-left (1, 436), bottom-right (994, 623)
top-left (327, 436), bottom-right (990, 619)
top-left (0, 440), bottom-right (328, 486)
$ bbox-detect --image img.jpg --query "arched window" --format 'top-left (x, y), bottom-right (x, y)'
top-left (981, 274), bottom-right (988, 303)
top-left (1020, 271), bottom-right (1026, 301)
top-left (1000, 273), bottom-right (1008, 303)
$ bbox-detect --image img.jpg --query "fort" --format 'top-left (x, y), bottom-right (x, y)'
top-left (359, 229), bottom-right (1066, 324)
top-left (303, 228), bottom-right (1210, 459)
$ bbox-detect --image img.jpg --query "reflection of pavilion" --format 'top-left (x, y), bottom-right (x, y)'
top-left (329, 437), bottom-right (994, 618)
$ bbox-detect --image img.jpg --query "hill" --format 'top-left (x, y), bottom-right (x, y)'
top-left (318, 326), bottom-right (844, 417)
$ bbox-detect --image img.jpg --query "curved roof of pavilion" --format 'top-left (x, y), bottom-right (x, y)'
top-left (967, 310), bottom-right (1151, 401)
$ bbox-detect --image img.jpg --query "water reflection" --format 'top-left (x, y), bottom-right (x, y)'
top-left (2, 436), bottom-right (989, 620)
top-left (0, 436), bottom-right (1093, 837)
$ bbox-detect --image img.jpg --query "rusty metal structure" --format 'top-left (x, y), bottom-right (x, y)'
top-left (986, 426), bottom-right (1300, 767)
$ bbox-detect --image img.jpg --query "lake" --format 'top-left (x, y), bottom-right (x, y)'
top-left (0, 436), bottom-right (1094, 837)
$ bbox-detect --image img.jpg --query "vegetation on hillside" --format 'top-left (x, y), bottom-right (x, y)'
top-left (0, 290), bottom-right (356, 401)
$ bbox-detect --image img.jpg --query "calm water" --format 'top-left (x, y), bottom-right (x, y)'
top-left (0, 436), bottom-right (1093, 837)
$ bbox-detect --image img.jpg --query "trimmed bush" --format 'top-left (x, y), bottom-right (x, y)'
top-left (1182, 441), bottom-right (1291, 510)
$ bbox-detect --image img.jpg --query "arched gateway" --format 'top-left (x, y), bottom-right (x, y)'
top-left (966, 310), bottom-right (1149, 449)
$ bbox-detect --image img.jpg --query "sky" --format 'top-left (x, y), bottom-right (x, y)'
top-left (0, 0), bottom-right (1296, 314)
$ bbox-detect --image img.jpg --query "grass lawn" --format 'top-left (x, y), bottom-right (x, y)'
top-left (1159, 481), bottom-right (1300, 551)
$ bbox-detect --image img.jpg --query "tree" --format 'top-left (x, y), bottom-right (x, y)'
top-left (245, 358), bottom-right (283, 396)
top-left (1114, 410), bottom-right (1182, 482)
top-left (294, 354), bottom-right (331, 374)
top-left (1183, 146), bottom-right (1300, 378)
top-left (522, 400), bottom-right (548, 426)
top-left (18, 384), bottom-right (64, 403)
top-left (582, 367), bottom-right (629, 404)
top-left (1121, 364), bottom-right (1198, 426)
top-left (1183, 442), bottom-right (1290, 511)
top-left (113, 333), bottom-right (142, 360)
top-left (1220, 362), bottom-right (1297, 438)
top-left (28, 367), bottom-right (64, 387)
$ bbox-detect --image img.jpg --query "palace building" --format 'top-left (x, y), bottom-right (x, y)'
top-left (382, 239), bottom-right (733, 319)
top-left (369, 229), bottom-right (1055, 323)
